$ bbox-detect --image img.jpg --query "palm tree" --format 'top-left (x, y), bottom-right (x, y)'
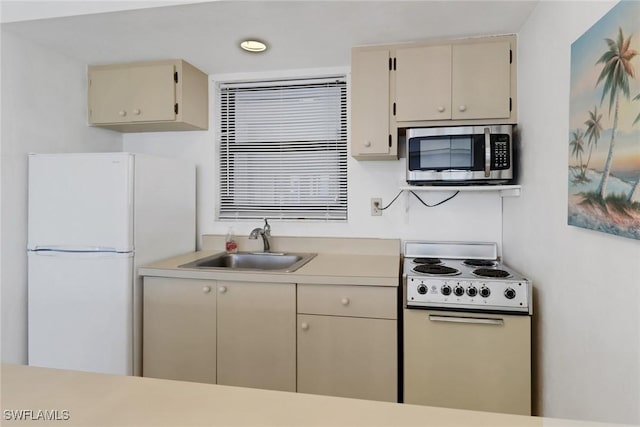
top-left (583, 106), bottom-right (602, 178)
top-left (595, 27), bottom-right (638, 199)
top-left (628, 93), bottom-right (640, 203)
top-left (569, 128), bottom-right (585, 179)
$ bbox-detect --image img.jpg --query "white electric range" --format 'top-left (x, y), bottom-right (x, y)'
top-left (402, 241), bottom-right (533, 415)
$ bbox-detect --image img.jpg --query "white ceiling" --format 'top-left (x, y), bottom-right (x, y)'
top-left (1, 1), bottom-right (539, 75)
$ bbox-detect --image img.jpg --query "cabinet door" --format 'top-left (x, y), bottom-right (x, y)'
top-left (395, 45), bottom-right (452, 121)
top-left (88, 67), bottom-right (130, 124)
top-left (297, 314), bottom-right (397, 402)
top-left (142, 277), bottom-right (216, 383)
top-left (351, 48), bottom-right (391, 157)
top-left (129, 64), bottom-right (176, 123)
top-left (451, 41), bottom-right (511, 120)
top-left (217, 281), bottom-right (296, 392)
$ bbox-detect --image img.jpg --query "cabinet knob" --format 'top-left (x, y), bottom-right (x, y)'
top-left (341, 297), bottom-right (350, 306)
top-left (202, 286), bottom-right (211, 294)
top-left (437, 106), bottom-right (445, 113)
top-left (219, 286), bottom-right (227, 294)
top-left (132, 109), bottom-right (141, 115)
top-left (364, 141), bottom-right (372, 148)
top-left (301, 322), bottom-right (309, 331)
top-left (458, 105), bottom-right (467, 112)
top-left (118, 110), bottom-right (127, 117)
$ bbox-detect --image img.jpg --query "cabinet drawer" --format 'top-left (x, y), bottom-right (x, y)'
top-left (297, 285), bottom-right (396, 319)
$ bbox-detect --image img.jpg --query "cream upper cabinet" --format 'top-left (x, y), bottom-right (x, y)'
top-left (351, 34), bottom-right (517, 160)
top-left (88, 59), bottom-right (208, 132)
top-left (142, 277), bottom-right (216, 384)
top-left (394, 38), bottom-right (514, 123)
top-left (351, 48), bottom-right (394, 160)
top-left (395, 45), bottom-right (452, 121)
top-left (217, 281), bottom-right (296, 392)
top-left (296, 284), bottom-right (397, 402)
top-left (450, 40), bottom-right (512, 120)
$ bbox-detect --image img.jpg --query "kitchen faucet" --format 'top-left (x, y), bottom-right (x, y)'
top-left (249, 218), bottom-right (271, 252)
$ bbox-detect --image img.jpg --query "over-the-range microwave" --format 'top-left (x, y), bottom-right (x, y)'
top-left (406, 125), bottom-right (514, 185)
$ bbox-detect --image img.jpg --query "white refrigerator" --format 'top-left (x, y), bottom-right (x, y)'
top-left (27, 152), bottom-right (195, 376)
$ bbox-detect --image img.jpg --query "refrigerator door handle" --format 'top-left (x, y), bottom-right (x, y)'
top-left (30, 245), bottom-right (121, 253)
top-left (29, 250), bottom-right (132, 259)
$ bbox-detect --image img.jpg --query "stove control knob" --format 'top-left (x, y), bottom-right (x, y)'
top-left (441, 284), bottom-right (452, 296)
top-left (504, 287), bottom-right (516, 300)
top-left (417, 284), bottom-right (428, 295)
top-left (453, 285), bottom-right (465, 297)
top-left (466, 286), bottom-right (478, 297)
top-left (479, 286), bottom-right (491, 298)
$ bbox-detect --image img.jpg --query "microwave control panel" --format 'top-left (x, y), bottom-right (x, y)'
top-left (491, 137), bottom-right (510, 170)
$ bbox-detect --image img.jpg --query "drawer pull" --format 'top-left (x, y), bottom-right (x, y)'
top-left (219, 286), bottom-right (227, 294)
top-left (341, 297), bottom-right (350, 306)
top-left (301, 322), bottom-right (309, 331)
top-left (118, 110), bottom-right (127, 117)
top-left (202, 286), bottom-right (211, 294)
top-left (132, 108), bottom-right (141, 115)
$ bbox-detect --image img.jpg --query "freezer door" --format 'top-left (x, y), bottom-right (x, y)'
top-left (28, 153), bottom-right (134, 252)
top-left (28, 251), bottom-right (134, 375)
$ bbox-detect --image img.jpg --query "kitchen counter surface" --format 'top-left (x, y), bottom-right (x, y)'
top-left (139, 250), bottom-right (401, 286)
top-left (2, 364), bottom-right (630, 427)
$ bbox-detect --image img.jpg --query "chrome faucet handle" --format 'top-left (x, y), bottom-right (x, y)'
top-left (263, 218), bottom-right (271, 236)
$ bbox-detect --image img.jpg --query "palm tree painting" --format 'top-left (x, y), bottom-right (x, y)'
top-left (568, 0), bottom-right (640, 240)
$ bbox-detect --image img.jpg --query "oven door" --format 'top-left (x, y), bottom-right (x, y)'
top-left (403, 308), bottom-right (531, 415)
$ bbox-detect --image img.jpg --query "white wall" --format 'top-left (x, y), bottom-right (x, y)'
top-left (124, 69), bottom-right (505, 250)
top-left (503, 1), bottom-right (640, 425)
top-left (0, 31), bottom-right (122, 364)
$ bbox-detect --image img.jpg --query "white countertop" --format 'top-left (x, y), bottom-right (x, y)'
top-left (4, 364), bottom-right (631, 427)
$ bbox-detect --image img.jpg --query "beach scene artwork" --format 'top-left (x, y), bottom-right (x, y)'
top-left (568, 0), bottom-right (640, 240)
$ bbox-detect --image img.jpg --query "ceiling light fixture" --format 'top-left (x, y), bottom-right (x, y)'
top-left (240, 39), bottom-right (267, 53)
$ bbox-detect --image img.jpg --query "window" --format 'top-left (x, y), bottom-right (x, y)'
top-left (217, 76), bottom-right (347, 221)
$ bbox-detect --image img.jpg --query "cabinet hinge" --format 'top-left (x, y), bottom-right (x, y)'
top-left (393, 57), bottom-right (396, 70)
top-left (174, 71), bottom-right (178, 83)
top-left (393, 102), bottom-right (396, 116)
top-left (509, 97), bottom-right (512, 112)
top-left (389, 57), bottom-right (392, 71)
top-left (175, 103), bottom-right (179, 114)
top-left (389, 135), bottom-right (392, 147)
top-left (510, 49), bottom-right (513, 64)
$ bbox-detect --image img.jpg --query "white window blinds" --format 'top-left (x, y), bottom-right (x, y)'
top-left (218, 76), bottom-right (347, 221)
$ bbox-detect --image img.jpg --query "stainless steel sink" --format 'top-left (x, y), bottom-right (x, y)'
top-left (179, 251), bottom-right (316, 272)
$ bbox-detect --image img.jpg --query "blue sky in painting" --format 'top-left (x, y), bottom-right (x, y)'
top-left (569, 0), bottom-right (640, 177)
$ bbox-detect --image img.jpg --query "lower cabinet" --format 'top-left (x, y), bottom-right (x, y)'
top-left (142, 277), bottom-right (216, 383)
top-left (142, 277), bottom-right (295, 392)
top-left (216, 281), bottom-right (296, 392)
top-left (297, 284), bottom-right (398, 402)
top-left (142, 278), bottom-right (397, 401)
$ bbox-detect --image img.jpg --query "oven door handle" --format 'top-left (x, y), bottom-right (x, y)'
top-left (429, 315), bottom-right (504, 326)
top-left (484, 127), bottom-right (491, 178)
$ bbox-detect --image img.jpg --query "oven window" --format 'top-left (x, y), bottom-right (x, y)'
top-left (411, 136), bottom-right (473, 170)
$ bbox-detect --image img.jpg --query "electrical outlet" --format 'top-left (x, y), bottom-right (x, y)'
top-left (371, 198), bottom-right (382, 216)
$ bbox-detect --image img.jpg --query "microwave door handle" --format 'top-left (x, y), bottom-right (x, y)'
top-left (484, 127), bottom-right (491, 178)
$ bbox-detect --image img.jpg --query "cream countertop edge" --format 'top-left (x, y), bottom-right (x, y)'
top-left (138, 250), bottom-right (401, 287)
top-left (3, 364), bottom-right (634, 427)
